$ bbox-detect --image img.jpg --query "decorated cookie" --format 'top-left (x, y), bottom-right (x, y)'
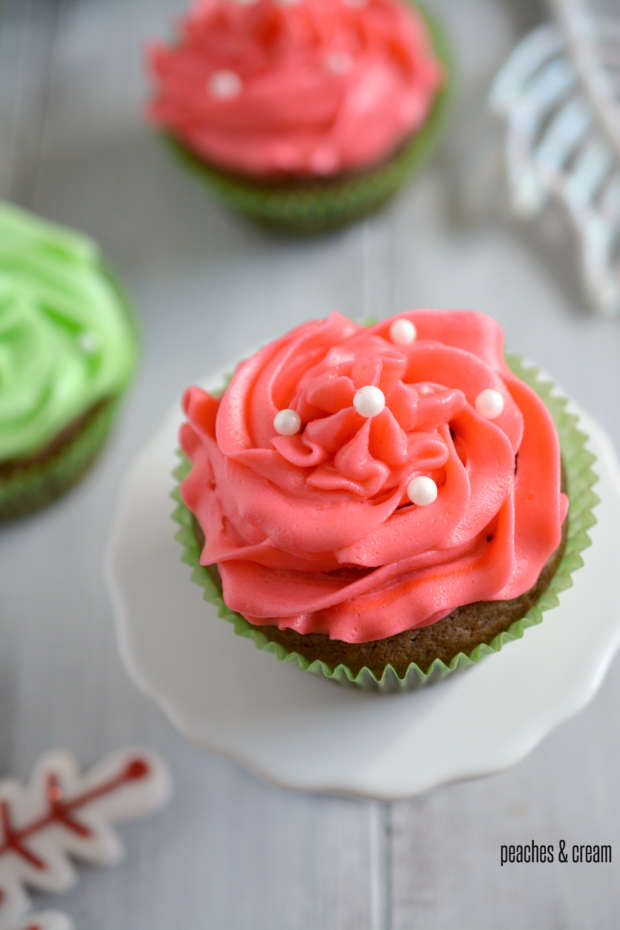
top-left (0, 748), bottom-right (171, 929)
top-left (145, 0), bottom-right (453, 230)
top-left (173, 310), bottom-right (598, 690)
top-left (0, 203), bottom-right (138, 519)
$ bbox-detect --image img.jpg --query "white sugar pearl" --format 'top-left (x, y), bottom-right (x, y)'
top-left (353, 385), bottom-right (385, 418)
top-left (475, 388), bottom-right (504, 419)
top-left (389, 318), bottom-right (417, 346)
top-left (77, 331), bottom-right (99, 354)
top-left (273, 409), bottom-right (301, 435)
top-left (407, 475), bottom-right (438, 506)
top-left (326, 52), bottom-right (352, 74)
top-left (208, 70), bottom-right (242, 99)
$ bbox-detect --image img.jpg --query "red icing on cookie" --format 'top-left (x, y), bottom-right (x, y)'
top-left (180, 311), bottom-right (567, 643)
top-left (147, 0), bottom-right (443, 177)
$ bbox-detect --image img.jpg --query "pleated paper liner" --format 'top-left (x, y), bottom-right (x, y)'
top-left (171, 356), bottom-right (598, 693)
top-left (161, 5), bottom-right (454, 233)
top-left (0, 269), bottom-right (138, 520)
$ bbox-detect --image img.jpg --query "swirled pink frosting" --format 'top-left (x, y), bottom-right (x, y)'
top-left (147, 0), bottom-right (443, 178)
top-left (180, 311), bottom-right (568, 644)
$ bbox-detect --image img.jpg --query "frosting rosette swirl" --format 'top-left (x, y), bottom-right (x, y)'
top-left (0, 203), bottom-right (136, 463)
top-left (180, 311), bottom-right (568, 644)
top-left (147, 0), bottom-right (443, 178)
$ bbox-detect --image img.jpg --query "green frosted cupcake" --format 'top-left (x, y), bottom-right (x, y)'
top-left (0, 203), bottom-right (138, 519)
top-left (172, 311), bottom-right (598, 692)
top-left (146, 0), bottom-right (453, 232)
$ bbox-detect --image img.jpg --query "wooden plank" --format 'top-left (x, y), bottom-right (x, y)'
top-left (387, 0), bottom-right (620, 925)
top-left (388, 676), bottom-right (620, 929)
top-left (0, 0), bottom-right (60, 200)
top-left (3, 1), bottom-right (382, 928)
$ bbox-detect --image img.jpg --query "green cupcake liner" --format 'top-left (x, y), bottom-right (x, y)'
top-left (161, 4), bottom-right (454, 233)
top-left (0, 400), bottom-right (118, 519)
top-left (171, 356), bottom-right (599, 693)
top-left (0, 269), bottom-right (139, 520)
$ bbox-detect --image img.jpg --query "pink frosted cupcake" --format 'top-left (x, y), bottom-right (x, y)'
top-left (172, 311), bottom-right (598, 691)
top-left (146, 0), bottom-right (452, 230)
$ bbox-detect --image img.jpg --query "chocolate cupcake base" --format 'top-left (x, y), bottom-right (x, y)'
top-left (193, 512), bottom-right (567, 677)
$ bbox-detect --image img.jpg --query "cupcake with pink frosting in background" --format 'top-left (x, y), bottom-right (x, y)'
top-left (145, 0), bottom-right (453, 231)
top-left (172, 309), bottom-right (598, 691)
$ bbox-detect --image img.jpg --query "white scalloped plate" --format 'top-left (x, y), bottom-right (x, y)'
top-left (106, 380), bottom-right (620, 799)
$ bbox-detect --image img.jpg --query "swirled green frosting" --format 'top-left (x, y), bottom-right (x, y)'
top-left (0, 203), bottom-right (136, 462)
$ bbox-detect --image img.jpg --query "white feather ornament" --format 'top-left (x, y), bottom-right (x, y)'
top-left (491, 0), bottom-right (620, 314)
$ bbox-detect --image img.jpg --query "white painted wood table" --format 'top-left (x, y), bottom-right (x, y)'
top-left (1, 1), bottom-right (619, 927)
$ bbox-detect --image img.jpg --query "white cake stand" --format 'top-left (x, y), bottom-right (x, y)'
top-left (105, 378), bottom-right (620, 799)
